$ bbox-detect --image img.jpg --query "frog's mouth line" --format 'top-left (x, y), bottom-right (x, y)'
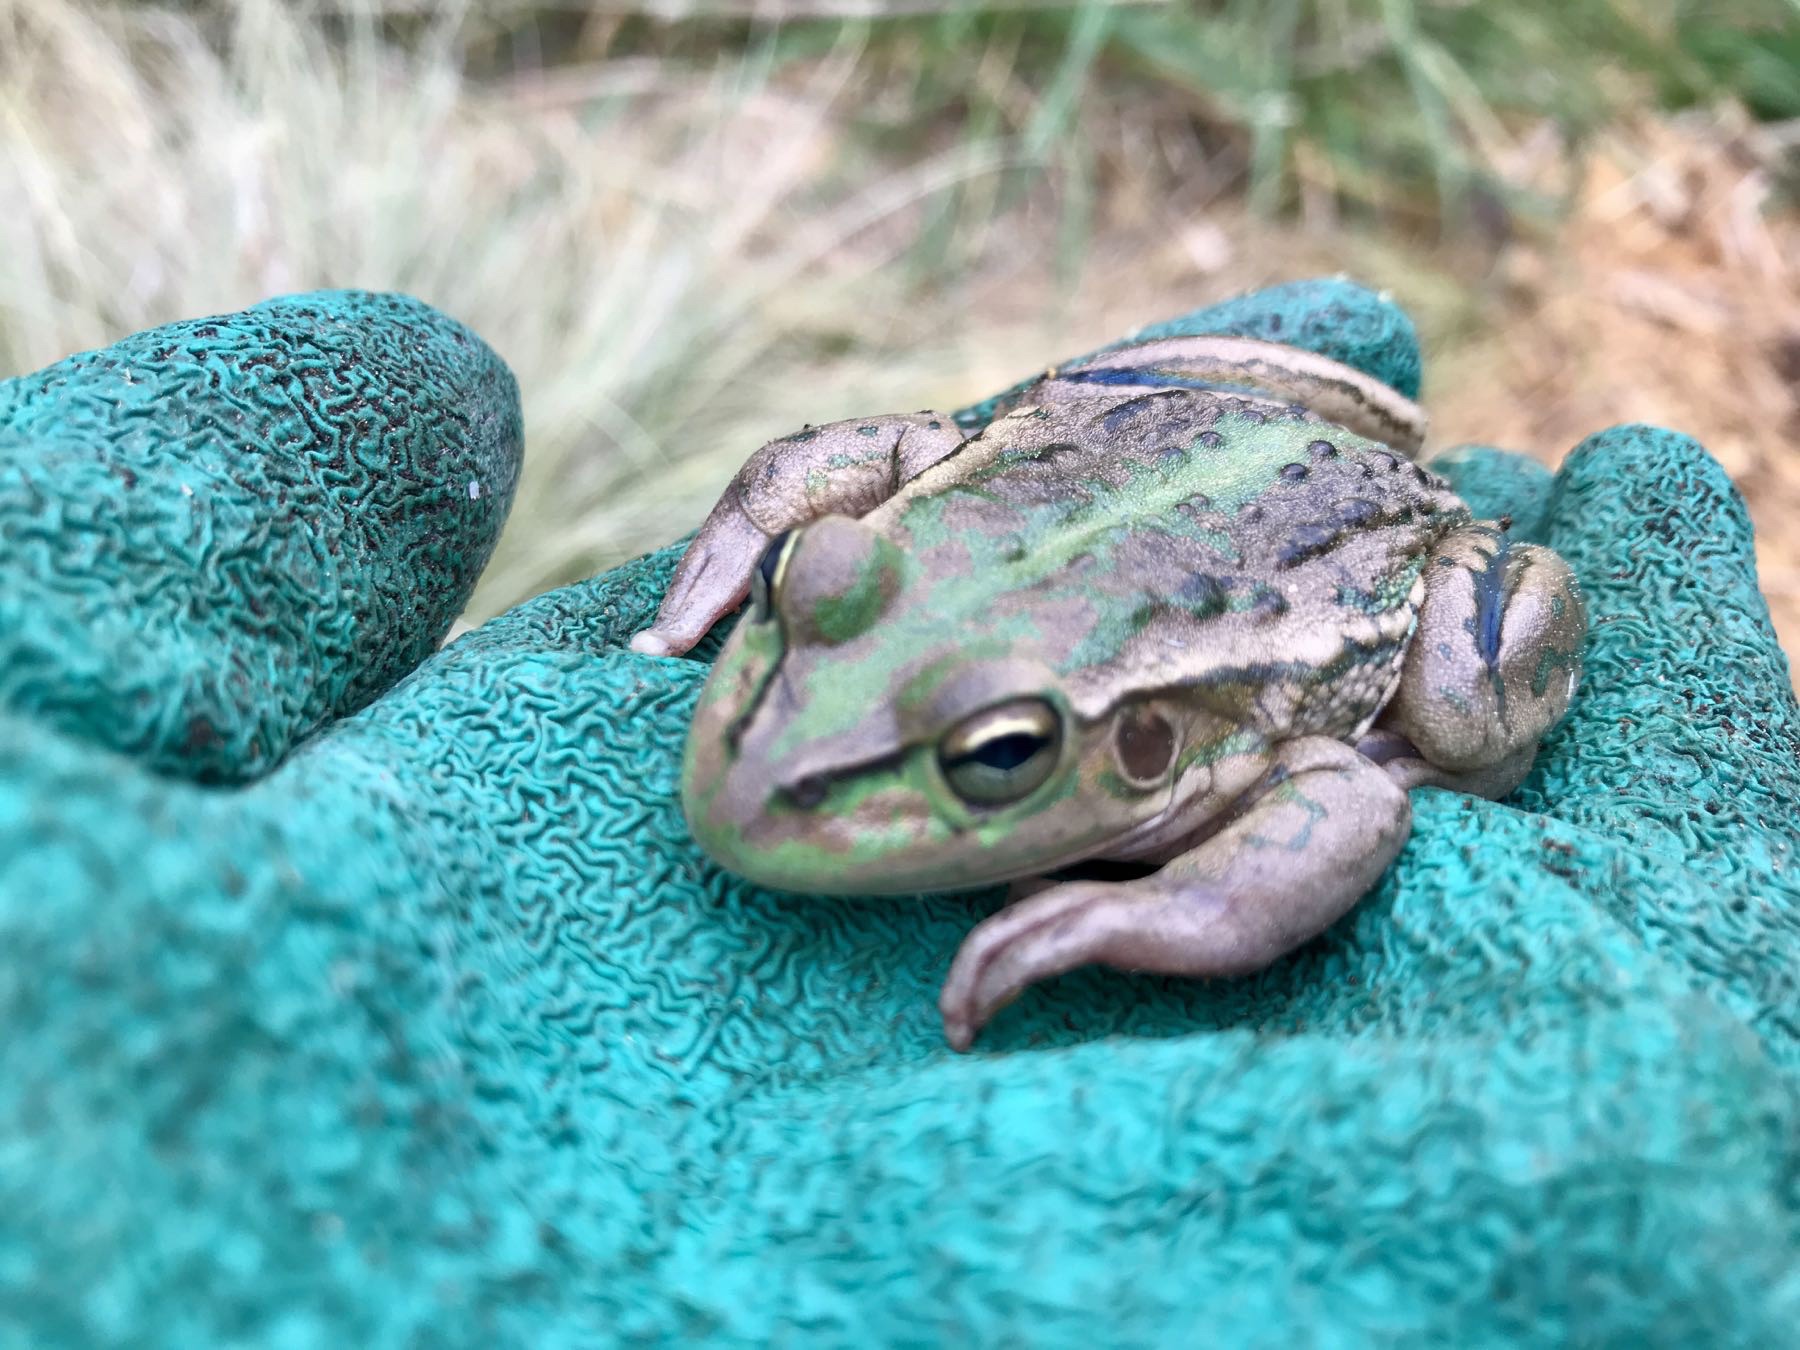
top-left (723, 625), bottom-right (794, 754)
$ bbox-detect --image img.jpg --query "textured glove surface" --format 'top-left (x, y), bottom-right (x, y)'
top-left (3, 282), bottom-right (1797, 1346)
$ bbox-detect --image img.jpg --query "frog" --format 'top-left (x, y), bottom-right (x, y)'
top-left (629, 333), bottom-right (1588, 1051)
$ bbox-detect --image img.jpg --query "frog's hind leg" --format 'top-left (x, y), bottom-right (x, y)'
top-left (939, 737), bottom-right (1409, 1050)
top-left (1034, 335), bottom-right (1427, 454)
top-left (1367, 522), bottom-right (1587, 797)
top-left (631, 413), bottom-right (966, 655)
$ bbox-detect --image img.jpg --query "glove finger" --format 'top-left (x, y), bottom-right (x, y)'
top-left (1524, 423), bottom-right (1800, 887)
top-left (0, 291), bottom-right (522, 783)
top-left (1425, 442), bottom-right (1557, 542)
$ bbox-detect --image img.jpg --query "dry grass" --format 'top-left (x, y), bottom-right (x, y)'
top-left (3, 1), bottom-right (1796, 680)
top-left (0, 0), bottom-right (1020, 609)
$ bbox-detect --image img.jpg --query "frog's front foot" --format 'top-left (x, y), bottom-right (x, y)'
top-left (939, 738), bottom-right (1410, 1049)
top-left (938, 875), bottom-right (1277, 1052)
top-left (631, 412), bottom-right (966, 656)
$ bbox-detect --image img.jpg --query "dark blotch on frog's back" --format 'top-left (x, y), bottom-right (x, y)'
top-left (1179, 572), bottom-right (1231, 618)
top-left (1250, 588), bottom-right (1290, 622)
top-left (1100, 389), bottom-right (1196, 435)
top-left (1277, 523), bottom-right (1345, 570)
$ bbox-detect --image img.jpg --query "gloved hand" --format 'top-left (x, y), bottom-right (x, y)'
top-left (3, 283), bottom-right (1796, 1346)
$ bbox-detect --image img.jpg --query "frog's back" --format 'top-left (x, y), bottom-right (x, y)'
top-left (871, 389), bottom-right (1470, 738)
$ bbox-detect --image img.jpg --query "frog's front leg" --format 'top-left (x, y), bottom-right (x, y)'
top-left (938, 737), bottom-right (1409, 1051)
top-left (631, 413), bottom-right (966, 655)
top-left (1369, 523), bottom-right (1587, 797)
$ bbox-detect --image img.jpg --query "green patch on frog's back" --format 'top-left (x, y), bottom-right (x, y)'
top-left (896, 408), bottom-right (1392, 570)
top-left (752, 399), bottom-right (1456, 762)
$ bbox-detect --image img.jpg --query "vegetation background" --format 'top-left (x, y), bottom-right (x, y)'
top-left (4, 0), bottom-right (1797, 668)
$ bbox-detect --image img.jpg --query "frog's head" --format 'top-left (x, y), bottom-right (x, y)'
top-left (680, 514), bottom-right (1187, 894)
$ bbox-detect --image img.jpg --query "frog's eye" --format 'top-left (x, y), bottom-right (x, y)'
top-left (938, 698), bottom-right (1063, 807)
top-left (749, 530), bottom-right (797, 623)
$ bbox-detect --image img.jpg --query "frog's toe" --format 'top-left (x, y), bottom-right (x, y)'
top-left (939, 881), bottom-right (1131, 1051)
top-left (628, 616), bottom-right (714, 658)
top-left (636, 512), bottom-right (767, 656)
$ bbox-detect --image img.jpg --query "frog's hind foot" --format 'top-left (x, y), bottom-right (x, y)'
top-left (1021, 335), bottom-right (1428, 455)
top-left (1374, 522), bottom-right (1587, 796)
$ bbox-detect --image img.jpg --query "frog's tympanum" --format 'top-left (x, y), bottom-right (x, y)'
top-left (632, 335), bottom-right (1587, 1049)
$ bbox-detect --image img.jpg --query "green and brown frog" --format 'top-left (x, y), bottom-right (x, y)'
top-left (632, 334), bottom-right (1587, 1050)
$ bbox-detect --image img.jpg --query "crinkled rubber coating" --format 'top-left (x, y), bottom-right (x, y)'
top-left (0, 290), bottom-right (521, 781)
top-left (2, 285), bottom-right (1797, 1345)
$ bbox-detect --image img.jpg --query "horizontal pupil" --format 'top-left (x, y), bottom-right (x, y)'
top-left (952, 733), bottom-right (1046, 771)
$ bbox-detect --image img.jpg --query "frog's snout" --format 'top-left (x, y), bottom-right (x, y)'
top-left (677, 662), bottom-right (876, 892)
top-left (679, 743), bottom-right (898, 895)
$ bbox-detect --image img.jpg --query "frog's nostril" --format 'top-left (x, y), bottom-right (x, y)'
top-left (783, 775), bottom-right (829, 810)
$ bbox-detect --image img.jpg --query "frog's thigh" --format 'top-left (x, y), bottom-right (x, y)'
top-left (1378, 524), bottom-right (1586, 791)
top-left (939, 737), bottom-right (1409, 1050)
top-left (631, 413), bottom-right (965, 655)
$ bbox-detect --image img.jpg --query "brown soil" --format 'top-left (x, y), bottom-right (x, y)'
top-left (1433, 112), bottom-right (1800, 682)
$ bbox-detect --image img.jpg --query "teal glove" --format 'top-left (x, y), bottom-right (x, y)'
top-left (3, 283), bottom-right (1797, 1346)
